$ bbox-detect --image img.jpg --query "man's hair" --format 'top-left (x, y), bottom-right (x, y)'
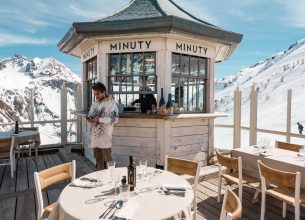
top-left (92, 82), bottom-right (107, 93)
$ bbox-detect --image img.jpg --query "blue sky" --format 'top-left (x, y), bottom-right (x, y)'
top-left (0, 0), bottom-right (305, 78)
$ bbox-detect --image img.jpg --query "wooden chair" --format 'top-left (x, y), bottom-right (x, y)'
top-left (216, 150), bottom-right (260, 206)
top-left (275, 141), bottom-right (301, 152)
top-left (18, 127), bottom-right (39, 157)
top-left (165, 156), bottom-right (201, 220)
top-left (34, 160), bottom-right (76, 220)
top-left (220, 186), bottom-right (242, 220)
top-left (257, 160), bottom-right (305, 220)
top-left (0, 136), bottom-right (16, 178)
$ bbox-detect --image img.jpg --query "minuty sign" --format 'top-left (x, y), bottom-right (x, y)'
top-left (110, 41), bottom-right (152, 51)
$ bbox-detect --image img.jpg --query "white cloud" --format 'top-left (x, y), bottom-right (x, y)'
top-left (0, 32), bottom-right (54, 46)
top-left (279, 0), bottom-right (305, 27)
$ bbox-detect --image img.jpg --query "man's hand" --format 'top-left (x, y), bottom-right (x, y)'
top-left (90, 117), bottom-right (100, 125)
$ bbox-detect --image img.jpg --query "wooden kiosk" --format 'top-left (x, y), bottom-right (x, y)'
top-left (58, 0), bottom-right (242, 166)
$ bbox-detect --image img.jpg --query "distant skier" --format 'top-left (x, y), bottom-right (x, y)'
top-left (297, 122), bottom-right (303, 134)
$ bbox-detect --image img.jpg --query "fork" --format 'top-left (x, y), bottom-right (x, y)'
top-left (99, 203), bottom-right (115, 219)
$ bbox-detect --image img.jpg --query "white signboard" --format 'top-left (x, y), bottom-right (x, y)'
top-left (81, 45), bottom-right (98, 62)
top-left (168, 39), bottom-right (216, 58)
top-left (103, 39), bottom-right (163, 53)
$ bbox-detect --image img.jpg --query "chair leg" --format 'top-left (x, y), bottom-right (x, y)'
top-left (282, 202), bottom-right (287, 218)
top-left (252, 190), bottom-right (260, 203)
top-left (239, 184), bottom-right (242, 217)
top-left (217, 177), bottom-right (222, 203)
top-left (261, 191), bottom-right (266, 220)
top-left (295, 202), bottom-right (300, 220)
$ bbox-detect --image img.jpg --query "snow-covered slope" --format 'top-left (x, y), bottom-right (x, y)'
top-left (215, 39), bottom-right (305, 147)
top-left (0, 54), bottom-right (81, 144)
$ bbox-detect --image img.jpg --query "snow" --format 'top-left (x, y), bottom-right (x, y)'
top-left (215, 38), bottom-right (305, 149)
top-left (0, 54), bottom-right (81, 145)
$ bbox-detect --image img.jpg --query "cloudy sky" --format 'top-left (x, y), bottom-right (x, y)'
top-left (0, 0), bottom-right (305, 78)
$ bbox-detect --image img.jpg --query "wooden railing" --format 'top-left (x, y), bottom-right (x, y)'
top-left (0, 85), bottom-right (82, 147)
top-left (215, 86), bottom-right (305, 149)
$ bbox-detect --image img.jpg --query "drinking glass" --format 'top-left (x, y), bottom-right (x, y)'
top-left (107, 161), bottom-right (116, 169)
top-left (139, 159), bottom-right (148, 178)
top-left (299, 146), bottom-right (305, 157)
top-left (111, 169), bottom-right (121, 196)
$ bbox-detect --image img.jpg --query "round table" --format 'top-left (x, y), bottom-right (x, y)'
top-left (49, 167), bottom-right (194, 220)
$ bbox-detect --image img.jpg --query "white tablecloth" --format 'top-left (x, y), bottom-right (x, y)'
top-left (232, 146), bottom-right (305, 190)
top-left (0, 130), bottom-right (40, 149)
top-left (48, 167), bottom-right (194, 220)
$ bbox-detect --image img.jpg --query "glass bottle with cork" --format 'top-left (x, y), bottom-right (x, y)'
top-left (127, 156), bottom-right (136, 191)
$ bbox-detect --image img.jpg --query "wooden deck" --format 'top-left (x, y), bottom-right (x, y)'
top-left (0, 150), bottom-right (304, 220)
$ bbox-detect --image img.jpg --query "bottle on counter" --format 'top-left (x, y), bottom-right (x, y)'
top-left (127, 156), bottom-right (136, 191)
top-left (159, 88), bottom-right (165, 108)
top-left (166, 93), bottom-right (173, 115)
top-left (14, 121), bottom-right (19, 134)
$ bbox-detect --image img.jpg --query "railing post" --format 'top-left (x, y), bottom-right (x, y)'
top-left (286, 89), bottom-right (292, 143)
top-left (61, 85), bottom-right (68, 144)
top-left (233, 86), bottom-right (242, 148)
top-left (249, 85), bottom-right (258, 146)
top-left (30, 88), bottom-right (35, 128)
top-left (75, 85), bottom-right (82, 143)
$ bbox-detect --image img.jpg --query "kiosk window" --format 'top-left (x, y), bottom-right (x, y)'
top-left (85, 57), bottom-right (97, 109)
top-left (109, 52), bottom-right (157, 107)
top-left (171, 53), bottom-right (207, 112)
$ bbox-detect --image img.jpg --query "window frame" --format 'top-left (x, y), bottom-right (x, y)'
top-left (85, 56), bottom-right (97, 109)
top-left (108, 52), bottom-right (157, 106)
top-left (171, 53), bottom-right (208, 113)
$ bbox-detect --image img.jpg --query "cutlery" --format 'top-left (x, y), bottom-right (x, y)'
top-left (109, 200), bottom-right (124, 219)
top-left (80, 177), bottom-right (98, 182)
top-left (99, 202), bottom-right (116, 219)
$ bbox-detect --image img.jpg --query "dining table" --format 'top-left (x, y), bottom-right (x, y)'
top-left (232, 145), bottom-right (305, 190)
top-left (48, 167), bottom-right (194, 220)
top-left (0, 130), bottom-right (41, 156)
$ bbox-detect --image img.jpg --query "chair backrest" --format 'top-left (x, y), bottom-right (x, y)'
top-left (257, 160), bottom-right (299, 189)
top-left (216, 150), bottom-right (239, 171)
top-left (34, 160), bottom-right (76, 220)
top-left (0, 138), bottom-right (12, 150)
top-left (165, 156), bottom-right (200, 177)
top-left (275, 141), bottom-right (301, 152)
top-left (0, 138), bottom-right (13, 159)
top-left (165, 156), bottom-right (201, 220)
top-left (220, 186), bottom-right (242, 220)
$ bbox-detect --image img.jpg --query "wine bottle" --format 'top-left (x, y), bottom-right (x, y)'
top-left (127, 156), bottom-right (136, 191)
top-left (159, 88), bottom-right (165, 108)
top-left (14, 121), bottom-right (19, 134)
top-left (166, 93), bottom-right (173, 115)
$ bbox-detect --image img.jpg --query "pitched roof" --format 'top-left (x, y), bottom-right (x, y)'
top-left (58, 0), bottom-right (243, 60)
top-left (98, 0), bottom-right (214, 27)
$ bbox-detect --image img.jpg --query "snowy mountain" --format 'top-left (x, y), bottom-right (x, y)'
top-left (215, 38), bottom-right (305, 147)
top-left (0, 54), bottom-right (81, 144)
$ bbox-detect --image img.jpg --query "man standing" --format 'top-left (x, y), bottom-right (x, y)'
top-left (297, 122), bottom-right (303, 135)
top-left (87, 82), bottom-right (118, 170)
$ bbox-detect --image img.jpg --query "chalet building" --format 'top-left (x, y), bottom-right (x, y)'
top-left (58, 0), bottom-right (242, 166)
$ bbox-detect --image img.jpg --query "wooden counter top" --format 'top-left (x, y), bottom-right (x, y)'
top-left (72, 111), bottom-right (227, 119)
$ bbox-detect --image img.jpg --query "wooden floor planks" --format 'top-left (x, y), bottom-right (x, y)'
top-left (0, 150), bottom-right (304, 220)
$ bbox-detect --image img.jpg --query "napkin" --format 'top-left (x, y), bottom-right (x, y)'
top-left (115, 200), bottom-right (139, 220)
top-left (70, 179), bottom-right (101, 188)
top-left (259, 152), bottom-right (273, 157)
top-left (161, 184), bottom-right (187, 191)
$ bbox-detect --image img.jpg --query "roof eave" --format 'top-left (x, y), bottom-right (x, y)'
top-left (58, 16), bottom-right (242, 56)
